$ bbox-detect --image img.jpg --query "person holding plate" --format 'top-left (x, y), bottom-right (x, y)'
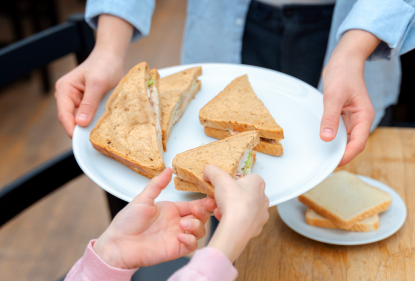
top-left (55, 0), bottom-right (415, 166)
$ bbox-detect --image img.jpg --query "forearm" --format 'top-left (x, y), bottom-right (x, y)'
top-left (332, 30), bottom-right (381, 63)
top-left (207, 217), bottom-right (250, 263)
top-left (94, 14), bottom-right (134, 61)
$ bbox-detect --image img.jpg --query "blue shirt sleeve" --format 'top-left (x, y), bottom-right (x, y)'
top-left (336, 0), bottom-right (415, 60)
top-left (85, 0), bottom-right (155, 42)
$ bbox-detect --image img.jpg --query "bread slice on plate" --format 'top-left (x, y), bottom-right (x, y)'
top-left (305, 209), bottom-right (380, 232)
top-left (172, 131), bottom-right (260, 197)
top-left (160, 67), bottom-right (202, 151)
top-left (199, 75), bottom-right (284, 141)
top-left (204, 126), bottom-right (283, 156)
top-left (174, 151), bottom-right (257, 195)
top-left (89, 62), bottom-right (165, 179)
top-left (298, 171), bottom-right (392, 229)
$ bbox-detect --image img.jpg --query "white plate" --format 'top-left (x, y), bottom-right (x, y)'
top-left (277, 175), bottom-right (407, 245)
top-left (73, 63), bottom-right (347, 206)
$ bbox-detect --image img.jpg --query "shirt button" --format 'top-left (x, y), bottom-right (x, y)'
top-left (235, 18), bottom-right (243, 26)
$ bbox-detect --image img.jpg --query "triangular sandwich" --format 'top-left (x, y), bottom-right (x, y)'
top-left (199, 75), bottom-right (283, 156)
top-left (90, 62), bottom-right (165, 178)
top-left (172, 131), bottom-right (260, 197)
top-left (160, 67), bottom-right (202, 151)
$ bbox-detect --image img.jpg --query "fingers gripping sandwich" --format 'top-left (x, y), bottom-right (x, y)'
top-left (160, 67), bottom-right (202, 151)
top-left (90, 62), bottom-right (165, 178)
top-left (199, 75), bottom-right (284, 156)
top-left (172, 131), bottom-right (260, 197)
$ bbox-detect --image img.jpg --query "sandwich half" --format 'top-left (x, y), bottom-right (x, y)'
top-left (172, 131), bottom-right (260, 197)
top-left (160, 67), bottom-right (202, 151)
top-left (90, 62), bottom-right (165, 178)
top-left (199, 75), bottom-right (283, 156)
top-left (204, 127), bottom-right (283, 156)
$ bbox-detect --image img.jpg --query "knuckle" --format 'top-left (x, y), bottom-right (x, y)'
top-left (323, 113), bottom-right (339, 125)
top-left (356, 142), bottom-right (366, 153)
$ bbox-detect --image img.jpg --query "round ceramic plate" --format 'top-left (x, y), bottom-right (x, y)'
top-left (277, 175), bottom-right (407, 245)
top-left (73, 63), bottom-right (347, 205)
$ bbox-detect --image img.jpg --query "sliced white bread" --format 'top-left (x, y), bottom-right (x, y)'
top-left (305, 209), bottom-right (379, 232)
top-left (298, 171), bottom-right (392, 230)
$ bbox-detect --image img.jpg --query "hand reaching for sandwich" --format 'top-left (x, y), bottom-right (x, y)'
top-left (93, 168), bottom-right (216, 269)
top-left (204, 165), bottom-right (270, 263)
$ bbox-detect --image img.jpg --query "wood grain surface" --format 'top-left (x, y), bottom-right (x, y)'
top-left (235, 128), bottom-right (415, 281)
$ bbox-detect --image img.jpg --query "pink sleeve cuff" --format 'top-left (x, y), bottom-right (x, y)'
top-left (171, 247), bottom-right (238, 281)
top-left (82, 240), bottom-right (137, 281)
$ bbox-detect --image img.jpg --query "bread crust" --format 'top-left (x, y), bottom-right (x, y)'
top-left (172, 131), bottom-right (260, 197)
top-left (204, 127), bottom-right (283, 156)
top-left (160, 67), bottom-right (202, 151)
top-left (162, 80), bottom-right (201, 151)
top-left (89, 62), bottom-right (165, 179)
top-left (199, 75), bottom-right (283, 140)
top-left (299, 195), bottom-right (391, 230)
top-left (305, 209), bottom-right (379, 232)
top-left (174, 151), bottom-right (257, 197)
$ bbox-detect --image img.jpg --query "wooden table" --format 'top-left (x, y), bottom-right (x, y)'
top-left (235, 128), bottom-right (415, 281)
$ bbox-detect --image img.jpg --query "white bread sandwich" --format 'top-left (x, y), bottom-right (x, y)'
top-left (160, 67), bottom-right (202, 151)
top-left (172, 131), bottom-right (260, 197)
top-left (90, 62), bottom-right (165, 178)
top-left (298, 171), bottom-right (392, 230)
top-left (305, 209), bottom-right (380, 232)
top-left (199, 75), bottom-right (283, 156)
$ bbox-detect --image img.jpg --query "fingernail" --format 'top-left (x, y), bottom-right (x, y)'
top-left (78, 113), bottom-right (89, 121)
top-left (322, 128), bottom-right (334, 138)
top-left (181, 220), bottom-right (190, 228)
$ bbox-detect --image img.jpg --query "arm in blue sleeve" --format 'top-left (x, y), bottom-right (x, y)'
top-left (85, 0), bottom-right (155, 42)
top-left (336, 0), bottom-right (415, 60)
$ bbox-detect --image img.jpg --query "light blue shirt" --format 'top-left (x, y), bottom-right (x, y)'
top-left (85, 0), bottom-right (415, 130)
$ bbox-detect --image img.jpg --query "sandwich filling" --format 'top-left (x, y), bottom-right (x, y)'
top-left (147, 78), bottom-right (163, 153)
top-left (235, 150), bottom-right (255, 179)
top-left (172, 80), bottom-right (199, 124)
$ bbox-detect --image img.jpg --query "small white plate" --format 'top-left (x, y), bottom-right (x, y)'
top-left (73, 63), bottom-right (347, 206)
top-left (277, 175), bottom-right (407, 245)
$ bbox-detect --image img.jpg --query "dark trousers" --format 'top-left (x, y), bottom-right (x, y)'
top-left (242, 1), bottom-right (334, 88)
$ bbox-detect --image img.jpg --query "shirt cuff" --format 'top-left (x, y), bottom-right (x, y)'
top-left (187, 247), bottom-right (238, 280)
top-left (336, 0), bottom-right (415, 60)
top-left (82, 240), bottom-right (137, 281)
top-left (85, 0), bottom-right (155, 42)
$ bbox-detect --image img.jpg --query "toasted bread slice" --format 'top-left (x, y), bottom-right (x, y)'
top-left (305, 209), bottom-right (379, 232)
top-left (298, 171), bottom-right (392, 229)
top-left (174, 151), bottom-right (257, 195)
top-left (204, 126), bottom-right (283, 156)
top-left (160, 67), bottom-right (202, 151)
top-left (89, 62), bottom-right (165, 178)
top-left (172, 131), bottom-right (260, 197)
top-left (199, 75), bottom-right (283, 140)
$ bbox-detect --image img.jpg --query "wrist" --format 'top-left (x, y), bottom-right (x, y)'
top-left (93, 233), bottom-right (131, 269)
top-left (334, 29), bottom-right (381, 62)
top-left (207, 216), bottom-right (251, 263)
top-left (95, 14), bottom-right (133, 62)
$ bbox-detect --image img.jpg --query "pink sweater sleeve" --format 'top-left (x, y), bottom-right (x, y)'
top-left (65, 241), bottom-right (237, 281)
top-left (64, 240), bottom-right (137, 281)
top-left (168, 247), bottom-right (238, 281)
